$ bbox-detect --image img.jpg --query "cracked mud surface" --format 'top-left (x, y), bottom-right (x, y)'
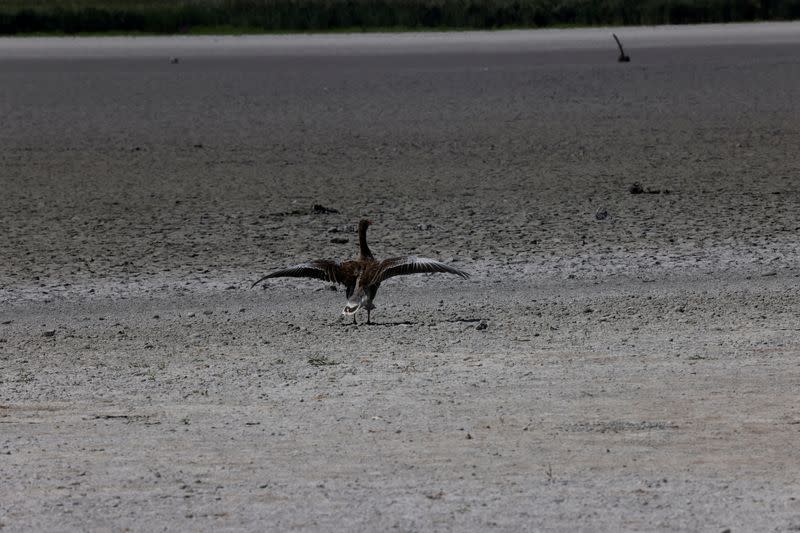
top-left (2, 25), bottom-right (800, 531)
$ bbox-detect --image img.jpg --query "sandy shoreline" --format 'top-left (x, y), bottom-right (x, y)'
top-left (2, 24), bottom-right (800, 531)
top-left (2, 22), bottom-right (800, 58)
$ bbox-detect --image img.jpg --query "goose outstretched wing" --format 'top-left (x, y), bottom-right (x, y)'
top-left (251, 260), bottom-right (348, 288)
top-left (374, 256), bottom-right (469, 283)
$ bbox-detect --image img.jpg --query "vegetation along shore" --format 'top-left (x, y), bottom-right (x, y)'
top-left (2, 0), bottom-right (799, 35)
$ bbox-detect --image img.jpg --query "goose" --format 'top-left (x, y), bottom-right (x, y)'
top-left (612, 33), bottom-right (630, 62)
top-left (251, 219), bottom-right (469, 324)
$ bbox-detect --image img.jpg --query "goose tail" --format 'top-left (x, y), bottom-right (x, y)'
top-left (342, 302), bottom-right (360, 316)
top-left (342, 289), bottom-right (363, 316)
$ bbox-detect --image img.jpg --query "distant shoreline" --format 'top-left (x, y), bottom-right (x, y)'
top-left (3, 23), bottom-right (800, 60)
top-left (1, 0), bottom-right (799, 36)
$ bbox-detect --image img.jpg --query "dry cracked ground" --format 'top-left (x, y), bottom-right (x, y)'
top-left (1, 25), bottom-right (800, 532)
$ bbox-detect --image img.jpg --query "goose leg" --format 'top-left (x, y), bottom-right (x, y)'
top-left (367, 309), bottom-right (371, 325)
top-left (353, 314), bottom-right (357, 325)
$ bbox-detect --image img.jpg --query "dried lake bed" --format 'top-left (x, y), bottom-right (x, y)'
top-left (1, 24), bottom-right (800, 531)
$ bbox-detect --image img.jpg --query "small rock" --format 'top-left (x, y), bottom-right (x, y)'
top-left (169, 57), bottom-right (179, 64)
top-left (629, 182), bottom-right (644, 194)
top-left (312, 204), bottom-right (339, 214)
top-left (187, 312), bottom-right (195, 318)
top-left (475, 321), bottom-right (488, 331)
top-left (203, 310), bottom-right (213, 315)
top-left (595, 208), bottom-right (609, 220)
top-left (466, 433), bottom-right (473, 440)
top-left (43, 330), bottom-right (56, 337)
top-left (330, 237), bottom-right (349, 244)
